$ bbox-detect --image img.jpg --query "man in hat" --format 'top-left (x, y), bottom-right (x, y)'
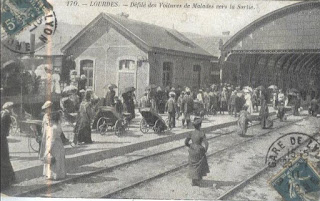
top-left (181, 88), bottom-right (194, 128)
top-left (105, 84), bottom-right (116, 107)
top-left (166, 91), bottom-right (177, 128)
top-left (229, 90), bottom-right (237, 116)
top-left (176, 91), bottom-right (185, 120)
top-left (1, 102), bottom-right (16, 189)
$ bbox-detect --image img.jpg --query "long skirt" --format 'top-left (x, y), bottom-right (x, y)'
top-left (43, 140), bottom-right (66, 180)
top-left (237, 119), bottom-right (248, 136)
top-left (277, 106), bottom-right (285, 121)
top-left (261, 116), bottom-right (273, 129)
top-left (188, 144), bottom-right (210, 180)
top-left (1, 136), bottom-right (15, 189)
top-left (78, 125), bottom-right (92, 143)
top-left (292, 105), bottom-right (300, 116)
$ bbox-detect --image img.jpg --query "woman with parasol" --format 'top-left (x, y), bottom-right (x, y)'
top-left (122, 87), bottom-right (136, 119)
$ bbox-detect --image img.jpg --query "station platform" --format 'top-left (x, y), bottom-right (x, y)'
top-left (7, 108), bottom-right (276, 184)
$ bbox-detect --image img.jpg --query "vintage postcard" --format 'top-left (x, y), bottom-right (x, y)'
top-left (1, 0), bottom-right (320, 200)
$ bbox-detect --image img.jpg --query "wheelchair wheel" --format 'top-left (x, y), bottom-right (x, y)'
top-left (154, 119), bottom-right (161, 134)
top-left (165, 118), bottom-right (172, 131)
top-left (10, 116), bottom-right (19, 136)
top-left (29, 137), bottom-right (39, 153)
top-left (115, 119), bottom-right (124, 136)
top-left (140, 118), bottom-right (149, 134)
top-left (97, 117), bottom-right (108, 135)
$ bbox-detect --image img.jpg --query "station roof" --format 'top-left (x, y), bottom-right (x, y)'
top-left (62, 13), bottom-right (216, 60)
top-left (222, 1), bottom-right (320, 74)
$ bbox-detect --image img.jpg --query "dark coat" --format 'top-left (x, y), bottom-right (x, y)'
top-left (105, 90), bottom-right (115, 106)
top-left (182, 94), bottom-right (194, 114)
top-left (166, 98), bottom-right (176, 113)
top-left (1, 110), bottom-right (16, 189)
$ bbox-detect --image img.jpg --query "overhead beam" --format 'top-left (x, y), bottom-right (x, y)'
top-left (295, 54), bottom-right (313, 72)
top-left (304, 56), bottom-right (320, 73)
top-left (290, 54), bottom-right (304, 72)
top-left (300, 54), bottom-right (318, 73)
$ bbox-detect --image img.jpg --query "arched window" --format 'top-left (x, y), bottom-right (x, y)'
top-left (80, 59), bottom-right (94, 87)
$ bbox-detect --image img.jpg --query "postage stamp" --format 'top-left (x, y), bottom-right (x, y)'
top-left (1, 0), bottom-right (57, 54)
top-left (1, 0), bottom-right (53, 36)
top-left (265, 132), bottom-right (320, 168)
top-left (270, 157), bottom-right (320, 201)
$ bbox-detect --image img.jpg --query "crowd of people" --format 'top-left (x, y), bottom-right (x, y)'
top-left (2, 80), bottom-right (320, 189)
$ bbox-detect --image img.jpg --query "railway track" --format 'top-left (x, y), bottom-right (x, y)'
top-left (217, 127), bottom-right (320, 200)
top-left (19, 113), bottom-right (309, 198)
top-left (103, 115), bottom-right (308, 199)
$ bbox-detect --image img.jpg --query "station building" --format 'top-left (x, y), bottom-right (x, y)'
top-left (61, 13), bottom-right (216, 98)
top-left (220, 1), bottom-right (320, 96)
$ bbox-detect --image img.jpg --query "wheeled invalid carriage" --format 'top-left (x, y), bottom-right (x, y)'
top-left (94, 106), bottom-right (131, 136)
top-left (139, 108), bottom-right (171, 134)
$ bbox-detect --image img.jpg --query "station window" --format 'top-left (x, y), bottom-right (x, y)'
top-left (119, 60), bottom-right (136, 71)
top-left (80, 59), bottom-right (94, 87)
top-left (163, 62), bottom-right (173, 87)
top-left (193, 65), bottom-right (201, 88)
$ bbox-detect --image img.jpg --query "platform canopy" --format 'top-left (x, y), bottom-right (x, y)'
top-left (220, 1), bottom-right (320, 92)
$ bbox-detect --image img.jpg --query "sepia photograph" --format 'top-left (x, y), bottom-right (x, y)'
top-left (1, 0), bottom-right (320, 200)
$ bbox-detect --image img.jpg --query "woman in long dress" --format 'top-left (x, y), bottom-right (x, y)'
top-left (74, 92), bottom-right (93, 144)
top-left (1, 102), bottom-right (16, 189)
top-left (185, 118), bottom-right (210, 186)
top-left (237, 105), bottom-right (252, 136)
top-left (244, 92), bottom-right (253, 114)
top-left (39, 112), bottom-right (66, 180)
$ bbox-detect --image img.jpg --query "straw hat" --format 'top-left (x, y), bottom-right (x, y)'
top-left (41, 101), bottom-right (52, 110)
top-left (169, 91), bottom-right (176, 96)
top-left (2, 102), bottom-right (14, 109)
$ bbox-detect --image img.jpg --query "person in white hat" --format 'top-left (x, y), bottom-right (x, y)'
top-left (52, 68), bottom-right (61, 94)
top-left (41, 101), bottom-right (53, 132)
top-left (165, 91), bottom-right (177, 128)
top-left (1, 102), bottom-right (16, 189)
top-left (40, 101), bottom-right (52, 157)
